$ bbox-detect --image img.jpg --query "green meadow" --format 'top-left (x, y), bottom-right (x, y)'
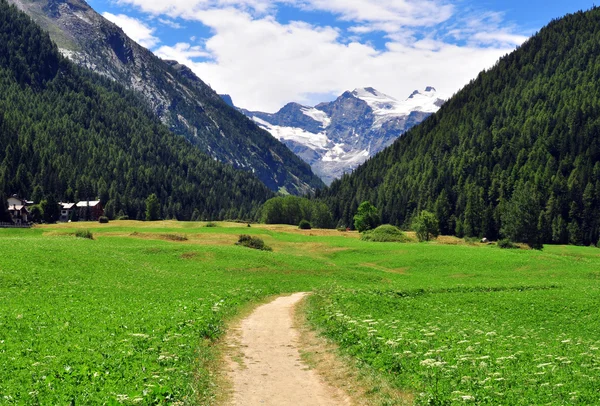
top-left (1, 221), bottom-right (599, 404)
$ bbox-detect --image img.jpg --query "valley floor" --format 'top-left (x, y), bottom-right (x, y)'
top-left (0, 221), bottom-right (598, 404)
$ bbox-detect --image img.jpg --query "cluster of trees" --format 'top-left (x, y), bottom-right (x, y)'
top-left (259, 195), bottom-right (334, 228)
top-left (321, 8), bottom-right (600, 247)
top-left (0, 1), bottom-right (273, 222)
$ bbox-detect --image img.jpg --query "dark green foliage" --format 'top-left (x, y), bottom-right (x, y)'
top-left (0, 1), bottom-right (272, 221)
top-left (298, 219), bottom-right (312, 230)
top-left (69, 207), bottom-right (79, 222)
top-left (323, 7), bottom-right (600, 247)
top-left (353, 201), bottom-right (380, 233)
top-left (28, 204), bottom-right (43, 223)
top-left (40, 196), bottom-right (60, 224)
top-left (98, 216), bottom-right (109, 224)
top-left (501, 182), bottom-right (544, 249)
top-left (235, 235), bottom-right (272, 251)
top-left (360, 225), bottom-right (411, 242)
top-left (74, 229), bottom-right (93, 239)
top-left (205, 222), bottom-right (218, 228)
top-left (498, 239), bottom-right (518, 249)
top-left (259, 196), bottom-right (334, 228)
top-left (412, 210), bottom-right (440, 242)
top-left (0, 194), bottom-right (11, 222)
top-left (145, 194), bottom-right (160, 222)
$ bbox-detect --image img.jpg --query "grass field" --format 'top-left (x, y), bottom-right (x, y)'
top-left (1, 221), bottom-right (599, 404)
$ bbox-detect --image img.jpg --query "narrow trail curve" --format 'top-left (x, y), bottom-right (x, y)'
top-left (225, 292), bottom-right (351, 406)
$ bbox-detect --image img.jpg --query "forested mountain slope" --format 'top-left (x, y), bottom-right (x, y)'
top-left (322, 7), bottom-right (600, 246)
top-left (0, 0), bottom-right (273, 220)
top-left (7, 0), bottom-right (324, 195)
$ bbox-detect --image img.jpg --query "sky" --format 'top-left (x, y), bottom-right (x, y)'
top-left (88, 0), bottom-right (597, 112)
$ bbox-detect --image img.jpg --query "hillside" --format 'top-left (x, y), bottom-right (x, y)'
top-left (240, 87), bottom-right (444, 185)
top-left (323, 7), bottom-right (600, 246)
top-left (0, 0), bottom-right (273, 220)
top-left (7, 0), bottom-right (324, 194)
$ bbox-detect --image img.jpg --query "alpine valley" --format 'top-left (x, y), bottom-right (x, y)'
top-left (7, 0), bottom-right (324, 194)
top-left (237, 87), bottom-right (445, 185)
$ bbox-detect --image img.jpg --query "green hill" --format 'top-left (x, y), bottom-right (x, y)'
top-left (323, 7), bottom-right (600, 246)
top-left (7, 0), bottom-right (324, 195)
top-left (0, 0), bottom-right (272, 220)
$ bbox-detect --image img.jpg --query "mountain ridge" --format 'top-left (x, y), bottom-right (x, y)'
top-left (7, 0), bottom-right (325, 194)
top-left (237, 87), bottom-right (445, 184)
top-left (0, 0), bottom-right (273, 220)
top-left (322, 7), bottom-right (600, 246)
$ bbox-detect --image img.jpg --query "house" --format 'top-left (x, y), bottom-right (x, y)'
top-left (59, 203), bottom-right (76, 222)
top-left (76, 201), bottom-right (104, 221)
top-left (7, 195), bottom-right (27, 208)
top-left (7, 204), bottom-right (29, 225)
top-left (5, 195), bottom-right (31, 225)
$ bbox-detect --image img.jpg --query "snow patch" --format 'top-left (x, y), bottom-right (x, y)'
top-left (252, 117), bottom-right (329, 150)
top-left (301, 107), bottom-right (331, 128)
top-left (352, 87), bottom-right (444, 129)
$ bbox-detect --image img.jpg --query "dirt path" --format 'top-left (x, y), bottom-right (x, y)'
top-left (225, 292), bottom-right (351, 406)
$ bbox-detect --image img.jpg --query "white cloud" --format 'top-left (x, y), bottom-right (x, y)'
top-left (103, 12), bottom-right (160, 48)
top-left (159, 18), bottom-right (184, 29)
top-left (110, 0), bottom-right (529, 111)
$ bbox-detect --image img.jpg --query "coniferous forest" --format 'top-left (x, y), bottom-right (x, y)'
top-left (321, 7), bottom-right (600, 246)
top-left (0, 0), bottom-right (272, 221)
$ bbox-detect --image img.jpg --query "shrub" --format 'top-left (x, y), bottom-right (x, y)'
top-left (161, 234), bottom-right (188, 241)
top-left (498, 238), bottom-right (518, 249)
top-left (75, 230), bottom-right (94, 240)
top-left (299, 219), bottom-right (312, 230)
top-left (236, 235), bottom-right (272, 251)
top-left (361, 225), bottom-right (411, 242)
top-left (98, 216), bottom-right (109, 224)
top-left (205, 222), bottom-right (218, 228)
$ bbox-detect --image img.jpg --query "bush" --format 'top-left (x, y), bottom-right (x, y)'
top-left (299, 219), bottom-right (312, 230)
top-left (205, 222), bottom-right (218, 228)
top-left (161, 234), bottom-right (188, 241)
top-left (464, 236), bottom-right (479, 244)
top-left (236, 235), bottom-right (272, 251)
top-left (361, 225), bottom-right (411, 242)
top-left (98, 216), bottom-right (109, 224)
top-left (498, 238), bottom-right (518, 249)
top-left (75, 230), bottom-right (94, 240)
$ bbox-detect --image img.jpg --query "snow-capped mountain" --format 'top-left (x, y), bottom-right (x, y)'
top-left (238, 87), bottom-right (445, 185)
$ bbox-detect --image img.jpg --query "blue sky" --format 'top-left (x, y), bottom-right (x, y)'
top-left (89, 0), bottom-right (597, 111)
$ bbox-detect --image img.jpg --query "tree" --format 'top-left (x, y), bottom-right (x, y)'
top-left (28, 205), bottom-right (43, 223)
top-left (501, 182), bottom-right (543, 249)
top-left (0, 195), bottom-right (12, 223)
top-left (145, 194), bottom-right (160, 221)
top-left (412, 210), bottom-right (440, 242)
top-left (40, 196), bottom-right (60, 224)
top-left (353, 201), bottom-right (380, 232)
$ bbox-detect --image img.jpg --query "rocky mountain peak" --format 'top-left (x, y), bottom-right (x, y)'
top-left (241, 87), bottom-right (445, 185)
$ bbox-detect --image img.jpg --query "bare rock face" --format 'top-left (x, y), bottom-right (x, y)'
top-left (8, 0), bottom-right (324, 195)
top-left (239, 87), bottom-right (445, 185)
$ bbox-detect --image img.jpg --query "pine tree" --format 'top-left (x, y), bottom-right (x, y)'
top-left (145, 194), bottom-right (160, 221)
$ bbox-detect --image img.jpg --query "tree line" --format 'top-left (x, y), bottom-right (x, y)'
top-left (319, 7), bottom-right (600, 247)
top-left (0, 0), bottom-right (273, 221)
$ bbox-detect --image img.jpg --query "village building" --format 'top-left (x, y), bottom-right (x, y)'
top-left (5, 195), bottom-right (31, 225)
top-left (76, 201), bottom-right (104, 221)
top-left (59, 203), bottom-right (76, 222)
